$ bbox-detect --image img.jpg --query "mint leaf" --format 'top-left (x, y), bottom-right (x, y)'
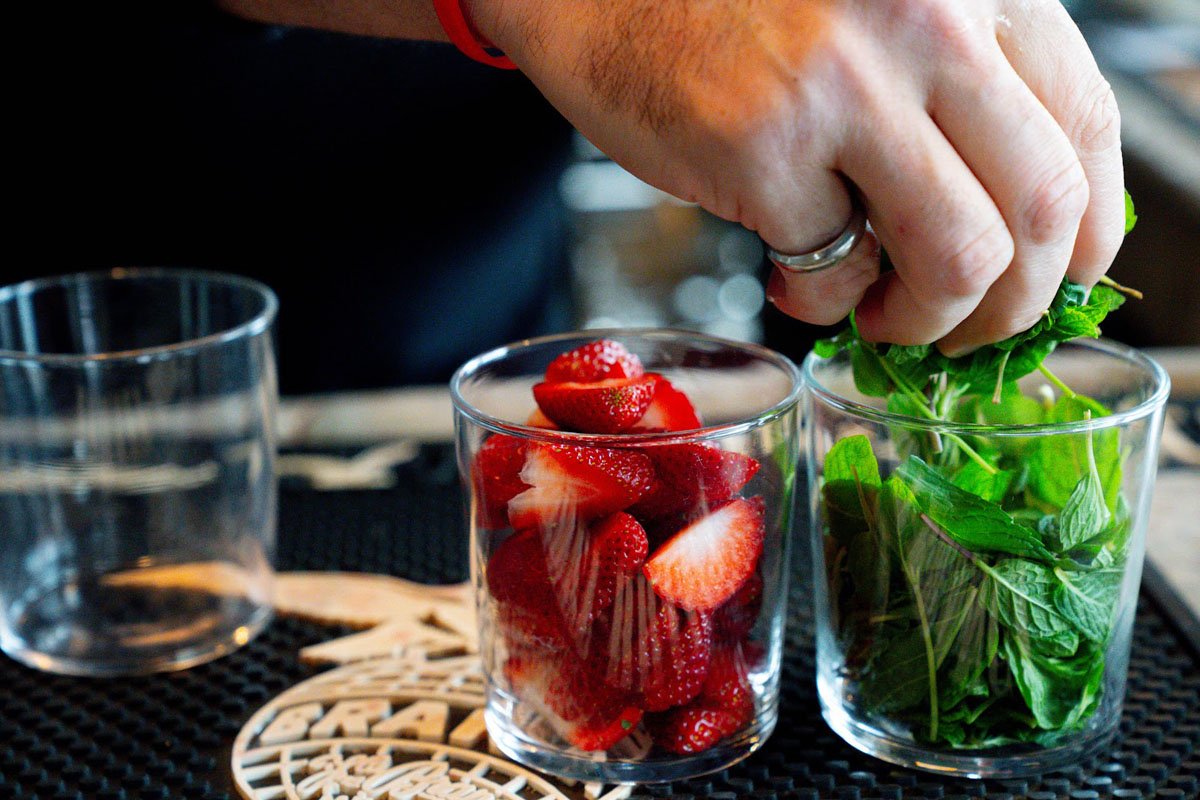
top-left (986, 559), bottom-right (1073, 640)
top-left (1125, 189), bottom-right (1138, 235)
top-left (896, 456), bottom-right (1052, 561)
top-left (1001, 634), bottom-right (1105, 730)
top-left (1053, 566), bottom-right (1122, 643)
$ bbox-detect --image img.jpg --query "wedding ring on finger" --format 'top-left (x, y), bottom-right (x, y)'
top-left (765, 199), bottom-right (869, 274)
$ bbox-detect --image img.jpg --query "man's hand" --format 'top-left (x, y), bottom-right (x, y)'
top-left (470, 0), bottom-right (1124, 353)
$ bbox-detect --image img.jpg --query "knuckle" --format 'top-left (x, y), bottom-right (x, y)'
top-left (1072, 78), bottom-right (1122, 155)
top-left (936, 220), bottom-right (1014, 299)
top-left (989, 306), bottom-right (1049, 342)
top-left (1024, 160), bottom-right (1090, 244)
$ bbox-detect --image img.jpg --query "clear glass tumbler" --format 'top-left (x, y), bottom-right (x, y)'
top-left (804, 338), bottom-right (1169, 777)
top-left (451, 330), bottom-right (802, 783)
top-left (0, 269), bottom-right (279, 676)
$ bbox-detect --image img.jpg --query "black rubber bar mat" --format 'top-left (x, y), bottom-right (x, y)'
top-left (1, 444), bottom-right (1197, 800)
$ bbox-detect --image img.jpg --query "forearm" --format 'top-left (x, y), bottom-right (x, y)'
top-left (216, 0), bottom-right (448, 41)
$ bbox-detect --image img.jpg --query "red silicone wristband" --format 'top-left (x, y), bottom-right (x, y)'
top-left (432, 0), bottom-right (517, 70)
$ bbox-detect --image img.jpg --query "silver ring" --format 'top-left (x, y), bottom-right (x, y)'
top-left (765, 198), bottom-right (868, 274)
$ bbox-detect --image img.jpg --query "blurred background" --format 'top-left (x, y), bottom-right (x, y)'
top-left (11, 0), bottom-right (1198, 395)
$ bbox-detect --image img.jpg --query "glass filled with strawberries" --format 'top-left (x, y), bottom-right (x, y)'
top-left (451, 331), bottom-right (802, 783)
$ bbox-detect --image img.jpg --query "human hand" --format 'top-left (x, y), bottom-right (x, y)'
top-left (468, 0), bottom-right (1124, 353)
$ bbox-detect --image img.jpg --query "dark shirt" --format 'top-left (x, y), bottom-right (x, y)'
top-left (18, 3), bottom-right (574, 393)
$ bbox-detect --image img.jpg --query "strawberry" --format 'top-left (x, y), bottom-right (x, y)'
top-left (631, 443), bottom-right (760, 519)
top-left (525, 408), bottom-right (558, 429)
top-left (533, 376), bottom-right (657, 434)
top-left (507, 443), bottom-right (658, 530)
top-left (543, 515), bottom-right (646, 639)
top-left (713, 571), bottom-right (763, 643)
top-left (593, 575), bottom-right (711, 710)
top-left (473, 434), bottom-right (530, 528)
top-left (634, 374), bottom-right (702, 431)
top-left (641, 606), bottom-right (713, 711)
top-left (643, 496), bottom-right (766, 612)
top-left (647, 706), bottom-right (741, 754)
top-left (591, 512), bottom-right (650, 576)
top-left (488, 531), bottom-right (569, 651)
top-left (700, 644), bottom-right (755, 724)
top-left (504, 652), bottom-right (643, 751)
top-left (544, 339), bottom-right (645, 384)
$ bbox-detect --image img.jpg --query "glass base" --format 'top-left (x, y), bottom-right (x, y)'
top-left (821, 698), bottom-right (1114, 779)
top-left (486, 703), bottom-right (777, 784)
top-left (1, 578), bottom-right (272, 677)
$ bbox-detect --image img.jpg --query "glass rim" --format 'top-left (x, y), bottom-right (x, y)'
top-left (0, 267), bottom-right (279, 366)
top-left (803, 337), bottom-right (1171, 436)
top-left (450, 328), bottom-right (804, 444)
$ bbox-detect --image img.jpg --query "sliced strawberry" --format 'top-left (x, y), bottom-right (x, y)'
top-left (591, 512), bottom-right (650, 576)
top-left (545, 339), bottom-right (645, 384)
top-left (504, 652), bottom-right (643, 751)
top-left (525, 408), bottom-right (559, 429)
top-left (593, 575), bottom-right (711, 708)
top-left (488, 531), bottom-right (569, 651)
top-left (632, 443), bottom-right (760, 518)
top-left (473, 434), bottom-right (530, 528)
top-left (634, 374), bottom-right (702, 431)
top-left (641, 606), bottom-right (713, 712)
top-left (701, 644), bottom-right (755, 724)
top-left (713, 571), bottom-right (763, 643)
top-left (643, 497), bottom-right (766, 612)
top-left (543, 516), bottom-right (643, 639)
top-left (507, 443), bottom-right (658, 530)
top-left (533, 376), bottom-right (657, 434)
top-left (647, 706), bottom-right (741, 754)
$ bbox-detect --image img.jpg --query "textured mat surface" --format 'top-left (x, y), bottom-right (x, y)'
top-left (1, 444), bottom-right (1198, 800)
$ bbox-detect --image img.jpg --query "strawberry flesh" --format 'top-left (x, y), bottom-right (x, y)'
top-left (634, 374), bottom-right (702, 431)
top-left (545, 339), bottom-right (645, 384)
top-left (533, 376), bottom-right (657, 434)
top-left (507, 443), bottom-right (658, 530)
top-left (643, 496), bottom-right (766, 612)
top-left (713, 571), bottom-right (763, 643)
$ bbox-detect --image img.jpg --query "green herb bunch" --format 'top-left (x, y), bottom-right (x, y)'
top-left (813, 196), bottom-right (1141, 749)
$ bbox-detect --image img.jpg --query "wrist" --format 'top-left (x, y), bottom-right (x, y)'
top-left (434, 0), bottom-right (517, 68)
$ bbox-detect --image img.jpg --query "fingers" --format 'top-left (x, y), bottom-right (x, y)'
top-left (996, 0), bottom-right (1125, 289)
top-left (930, 34), bottom-right (1089, 355)
top-left (760, 171), bottom-right (881, 326)
top-left (841, 107), bottom-right (1014, 345)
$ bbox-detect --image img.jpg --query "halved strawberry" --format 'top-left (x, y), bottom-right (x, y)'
top-left (543, 514), bottom-right (647, 640)
top-left (713, 571), bottom-right (763, 643)
top-left (507, 443), bottom-right (658, 530)
top-left (525, 408), bottom-right (559, 429)
top-left (634, 374), bottom-right (702, 431)
top-left (647, 706), bottom-right (741, 754)
top-left (591, 512), bottom-right (650, 577)
top-left (643, 497), bottom-right (765, 611)
top-left (631, 443), bottom-right (760, 519)
top-left (701, 644), bottom-right (755, 724)
top-left (473, 434), bottom-right (530, 528)
top-left (533, 376), bottom-right (657, 434)
top-left (504, 652), bottom-right (643, 751)
top-left (545, 339), bottom-right (645, 384)
top-left (488, 530), bottom-right (570, 651)
top-left (592, 575), bottom-right (711, 709)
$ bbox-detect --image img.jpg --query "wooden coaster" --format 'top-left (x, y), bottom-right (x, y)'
top-left (230, 572), bottom-right (635, 800)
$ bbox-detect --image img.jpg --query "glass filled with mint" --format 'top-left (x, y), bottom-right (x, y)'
top-left (803, 280), bottom-right (1169, 777)
top-left (452, 331), bottom-right (802, 783)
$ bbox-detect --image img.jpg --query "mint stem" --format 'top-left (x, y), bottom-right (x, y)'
top-left (868, 346), bottom-right (997, 475)
top-left (992, 351), bottom-right (1010, 405)
top-left (1038, 363), bottom-right (1077, 399)
top-left (1098, 275), bottom-right (1144, 300)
